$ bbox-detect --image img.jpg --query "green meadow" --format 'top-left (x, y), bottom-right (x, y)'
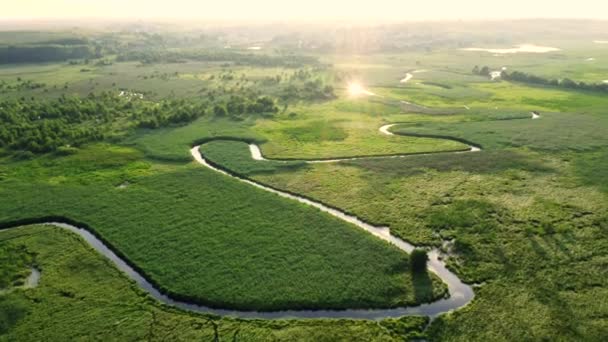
top-left (0, 225), bottom-right (429, 341)
top-left (0, 144), bottom-right (447, 311)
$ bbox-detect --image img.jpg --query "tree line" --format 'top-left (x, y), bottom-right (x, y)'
top-left (501, 70), bottom-right (608, 92)
top-left (116, 49), bottom-right (319, 68)
top-left (0, 45), bottom-right (97, 64)
top-left (473, 65), bottom-right (608, 92)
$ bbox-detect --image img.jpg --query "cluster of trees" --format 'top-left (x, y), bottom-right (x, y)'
top-left (473, 66), bottom-right (608, 92)
top-left (270, 68), bottom-right (335, 101)
top-left (136, 100), bottom-right (207, 129)
top-left (117, 49), bottom-right (318, 68)
top-left (212, 95), bottom-right (279, 119)
top-left (0, 90), bottom-right (284, 153)
top-left (472, 65), bottom-right (491, 76)
top-left (0, 94), bottom-right (131, 153)
top-left (0, 93), bottom-right (218, 152)
top-left (280, 79), bottom-right (334, 101)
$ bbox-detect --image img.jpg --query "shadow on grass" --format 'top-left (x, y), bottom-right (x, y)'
top-left (411, 270), bottom-right (434, 303)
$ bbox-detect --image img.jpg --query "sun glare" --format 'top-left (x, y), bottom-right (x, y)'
top-left (347, 82), bottom-right (365, 96)
top-left (347, 82), bottom-right (376, 97)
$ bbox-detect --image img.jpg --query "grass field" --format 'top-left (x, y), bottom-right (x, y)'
top-left (392, 112), bottom-right (608, 151)
top-left (253, 99), bottom-right (468, 159)
top-left (0, 225), bottom-right (429, 341)
top-left (129, 97), bottom-right (468, 162)
top-left (249, 110), bottom-right (608, 340)
top-left (0, 144), bottom-right (447, 311)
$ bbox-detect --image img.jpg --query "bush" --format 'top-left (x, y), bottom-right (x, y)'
top-left (410, 249), bottom-right (429, 274)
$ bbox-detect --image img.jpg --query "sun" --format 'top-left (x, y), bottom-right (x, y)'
top-left (347, 82), bottom-right (365, 96)
top-left (347, 82), bottom-right (375, 97)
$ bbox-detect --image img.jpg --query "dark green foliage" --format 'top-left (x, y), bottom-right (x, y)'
top-left (0, 244), bottom-right (33, 288)
top-left (213, 104), bottom-right (228, 117)
top-left (0, 297), bottom-right (28, 334)
top-left (501, 69), bottom-right (608, 92)
top-left (217, 95), bottom-right (279, 119)
top-left (135, 98), bottom-right (208, 129)
top-left (0, 93), bottom-right (129, 153)
top-left (378, 316), bottom-right (430, 340)
top-left (410, 249), bottom-right (429, 274)
top-left (0, 44), bottom-right (94, 64)
top-left (0, 93), bottom-right (278, 153)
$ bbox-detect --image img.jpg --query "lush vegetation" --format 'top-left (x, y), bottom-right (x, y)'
top-left (254, 114), bottom-right (608, 340)
top-left (0, 92), bottom-right (283, 153)
top-left (392, 112), bottom-right (608, 151)
top-left (0, 225), bottom-right (429, 341)
top-left (253, 99), bottom-right (468, 160)
top-left (0, 244), bottom-right (33, 289)
top-left (2, 23), bottom-right (608, 341)
top-left (0, 93), bottom-right (208, 153)
top-left (200, 140), bottom-right (306, 175)
top-left (0, 144), bottom-right (447, 311)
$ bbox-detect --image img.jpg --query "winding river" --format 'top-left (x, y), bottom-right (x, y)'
top-left (2, 113), bottom-right (539, 320)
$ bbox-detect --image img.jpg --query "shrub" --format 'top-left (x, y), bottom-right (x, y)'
top-left (410, 249), bottom-right (429, 274)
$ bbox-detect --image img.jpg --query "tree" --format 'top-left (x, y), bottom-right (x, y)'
top-left (479, 66), bottom-right (490, 76)
top-left (213, 104), bottom-right (227, 117)
top-left (410, 249), bottom-right (429, 274)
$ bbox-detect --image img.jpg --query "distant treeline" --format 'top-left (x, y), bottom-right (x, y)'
top-left (473, 65), bottom-right (608, 92)
top-left (501, 70), bottom-right (608, 92)
top-left (0, 45), bottom-right (97, 64)
top-left (116, 49), bottom-right (319, 68)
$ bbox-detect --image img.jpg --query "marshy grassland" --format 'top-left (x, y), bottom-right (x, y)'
top-left (2, 24), bottom-right (608, 341)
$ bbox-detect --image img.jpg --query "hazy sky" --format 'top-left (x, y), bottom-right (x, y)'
top-left (3, 0), bottom-right (608, 21)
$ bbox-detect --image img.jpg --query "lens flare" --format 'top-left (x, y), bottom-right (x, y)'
top-left (347, 82), bottom-right (375, 97)
top-left (348, 82), bottom-right (364, 96)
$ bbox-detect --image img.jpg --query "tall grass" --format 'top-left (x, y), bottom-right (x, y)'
top-left (0, 226), bottom-right (429, 340)
top-left (0, 145), bottom-right (446, 311)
